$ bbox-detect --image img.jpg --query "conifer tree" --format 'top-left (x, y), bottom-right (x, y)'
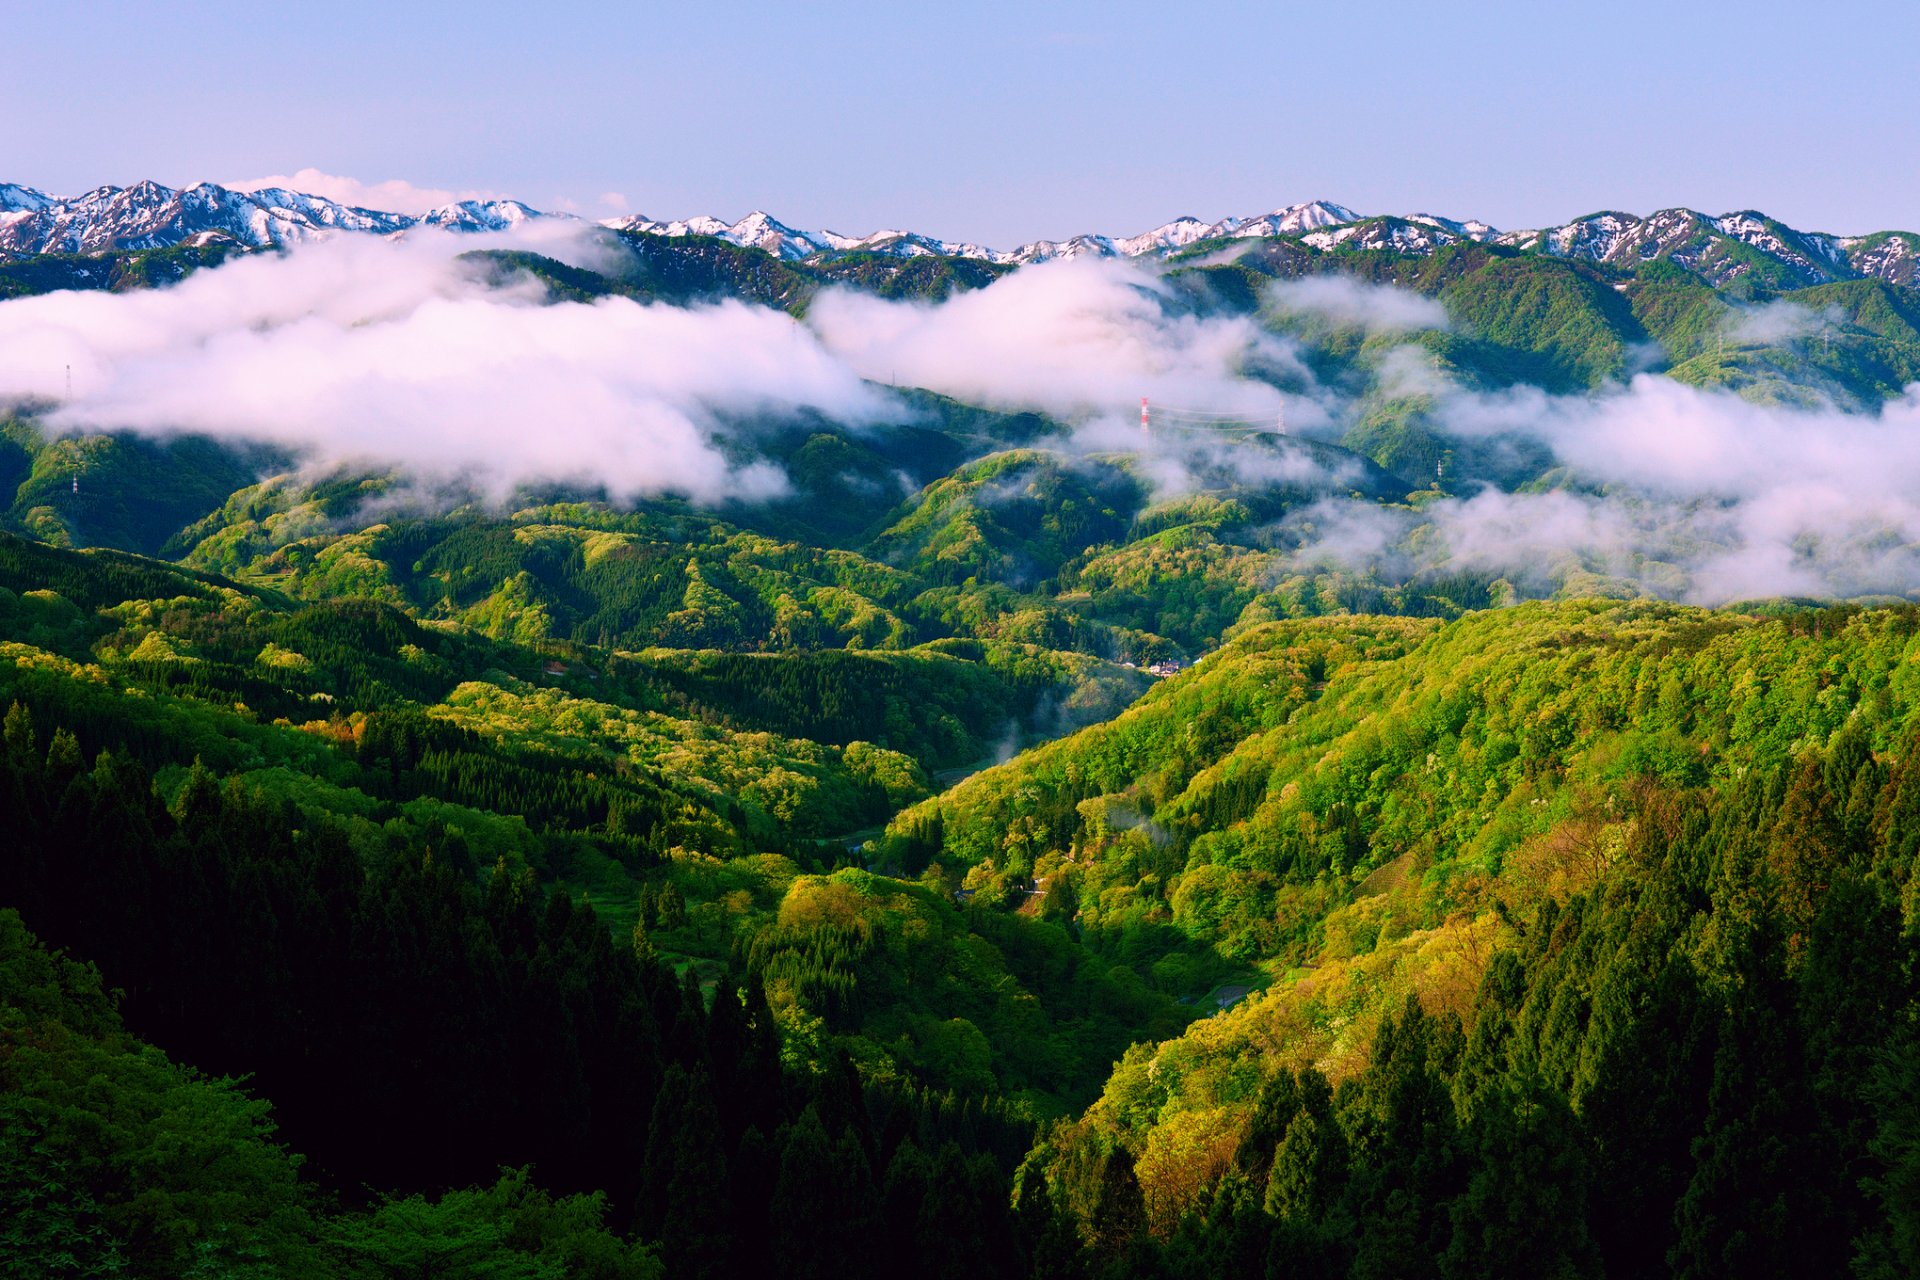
top-left (771, 1107), bottom-right (847, 1280)
top-left (635, 1066), bottom-right (730, 1280)
top-left (1670, 959), bottom-right (1841, 1279)
top-left (1088, 1145), bottom-right (1145, 1263)
top-left (1440, 1073), bottom-right (1598, 1280)
top-left (1013, 1153), bottom-right (1086, 1280)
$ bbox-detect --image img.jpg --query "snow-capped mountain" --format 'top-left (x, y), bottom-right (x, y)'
top-left (593, 199), bottom-right (1366, 267)
top-left (1005, 233), bottom-right (1118, 265)
top-left (5, 177), bottom-right (1920, 292)
top-left (605, 209), bottom-right (1017, 263)
top-left (417, 199), bottom-right (548, 234)
top-left (603, 210), bottom-right (836, 260)
top-left (1301, 216), bottom-right (1472, 255)
top-left (994, 201), bottom-right (1361, 264)
top-left (0, 184), bottom-right (53, 241)
top-left (0, 183), bottom-right (53, 214)
top-left (0, 180), bottom-right (423, 257)
top-left (1227, 200), bottom-right (1360, 239)
top-left (1406, 213), bottom-right (1498, 241)
top-left (0, 179), bottom-right (564, 259)
top-left (832, 229), bottom-right (1005, 261)
top-left (1840, 232), bottom-right (1920, 288)
top-left (1112, 217), bottom-right (1218, 258)
top-left (1491, 208), bottom-right (1902, 288)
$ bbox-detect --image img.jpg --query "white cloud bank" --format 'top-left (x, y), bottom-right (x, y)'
top-left (809, 258), bottom-right (1302, 423)
top-left (0, 229), bottom-right (892, 503)
top-left (0, 240), bottom-right (1305, 507)
top-left (9, 237), bottom-right (1920, 607)
top-left (1291, 363), bottom-right (1920, 604)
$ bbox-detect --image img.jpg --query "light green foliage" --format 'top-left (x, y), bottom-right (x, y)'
top-left (433, 677), bottom-right (917, 838)
top-left (1435, 255), bottom-right (1639, 389)
top-left (905, 600), bottom-right (1920, 994)
top-left (743, 867), bottom-right (1187, 1106)
top-left (981, 598), bottom-right (1920, 1255)
top-left (867, 449), bottom-right (1142, 589)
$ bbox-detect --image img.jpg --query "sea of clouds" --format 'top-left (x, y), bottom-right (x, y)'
top-left (4, 220), bottom-right (1920, 604)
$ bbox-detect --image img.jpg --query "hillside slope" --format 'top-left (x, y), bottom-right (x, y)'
top-left (899, 599), bottom-right (1920, 1273)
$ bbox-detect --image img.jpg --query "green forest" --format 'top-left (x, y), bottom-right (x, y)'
top-left (6, 227), bottom-right (1920, 1277)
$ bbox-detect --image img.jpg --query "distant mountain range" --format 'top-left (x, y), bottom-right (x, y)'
top-left (4, 178), bottom-right (1918, 289)
top-left (597, 198), bottom-right (1366, 266)
top-left (0, 180), bottom-right (542, 259)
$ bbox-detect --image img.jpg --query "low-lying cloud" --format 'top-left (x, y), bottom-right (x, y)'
top-left (809, 258), bottom-right (1302, 422)
top-left (1288, 356), bottom-right (1920, 604)
top-left (1723, 299), bottom-right (1842, 346)
top-left (0, 236), bottom-right (1312, 511)
top-left (1266, 274), bottom-right (1450, 333)
top-left (9, 235), bottom-right (1920, 608)
top-left (0, 229), bottom-right (889, 503)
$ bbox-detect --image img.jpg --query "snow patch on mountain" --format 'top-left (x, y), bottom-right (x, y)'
top-left (1406, 213), bottom-right (1498, 241)
top-left (419, 199), bottom-right (548, 233)
top-left (1008, 233), bottom-right (1118, 265)
top-left (1112, 217), bottom-right (1216, 257)
top-left (0, 183), bottom-right (53, 214)
top-left (1303, 218), bottom-right (1464, 255)
top-left (603, 210), bottom-right (842, 260)
top-left (1230, 200), bottom-right (1359, 239)
top-left (1840, 232), bottom-right (1920, 287)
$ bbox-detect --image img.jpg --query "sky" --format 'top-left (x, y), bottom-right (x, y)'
top-left (5, 0), bottom-right (1917, 246)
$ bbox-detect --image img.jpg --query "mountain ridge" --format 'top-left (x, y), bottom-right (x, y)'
top-left (6, 178), bottom-right (1920, 291)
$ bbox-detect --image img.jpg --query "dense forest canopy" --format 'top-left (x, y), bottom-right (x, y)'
top-left (5, 226), bottom-right (1920, 1276)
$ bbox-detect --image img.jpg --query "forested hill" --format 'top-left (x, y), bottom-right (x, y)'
top-left (0, 527), bottom-right (1163, 1272)
top-left (8, 549), bottom-right (1920, 1272)
top-left (895, 598), bottom-right (1920, 1276)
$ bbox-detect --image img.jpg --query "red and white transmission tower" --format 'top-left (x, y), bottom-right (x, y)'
top-left (1141, 396), bottom-right (1150, 439)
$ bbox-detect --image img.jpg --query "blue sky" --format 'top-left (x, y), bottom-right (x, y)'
top-left (10, 0), bottom-right (1916, 244)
